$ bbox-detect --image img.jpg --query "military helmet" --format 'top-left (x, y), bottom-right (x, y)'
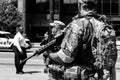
top-left (50, 20), bottom-right (65, 29)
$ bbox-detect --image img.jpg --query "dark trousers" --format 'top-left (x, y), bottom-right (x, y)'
top-left (12, 46), bottom-right (27, 72)
top-left (43, 51), bottom-right (49, 67)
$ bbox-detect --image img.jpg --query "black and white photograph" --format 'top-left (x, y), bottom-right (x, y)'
top-left (0, 0), bottom-right (120, 80)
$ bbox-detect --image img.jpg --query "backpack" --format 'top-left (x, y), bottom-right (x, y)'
top-left (89, 17), bottom-right (117, 69)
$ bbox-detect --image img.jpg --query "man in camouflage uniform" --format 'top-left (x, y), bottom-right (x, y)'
top-left (41, 20), bottom-right (65, 73)
top-left (49, 0), bottom-right (117, 79)
top-left (49, 0), bottom-right (98, 65)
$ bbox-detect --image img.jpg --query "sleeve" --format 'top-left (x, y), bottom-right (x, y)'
top-left (61, 21), bottom-right (83, 57)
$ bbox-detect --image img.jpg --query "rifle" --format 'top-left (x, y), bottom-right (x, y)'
top-left (20, 39), bottom-right (56, 64)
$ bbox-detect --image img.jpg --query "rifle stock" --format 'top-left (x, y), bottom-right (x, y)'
top-left (21, 39), bottom-right (56, 64)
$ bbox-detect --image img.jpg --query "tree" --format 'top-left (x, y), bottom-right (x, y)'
top-left (0, 0), bottom-right (22, 34)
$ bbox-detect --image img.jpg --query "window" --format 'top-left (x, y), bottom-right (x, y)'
top-left (5, 34), bottom-right (14, 38)
top-left (36, 0), bottom-right (47, 3)
top-left (111, 0), bottom-right (119, 15)
top-left (0, 34), bottom-right (6, 38)
top-left (36, 0), bottom-right (49, 14)
top-left (64, 0), bottom-right (77, 4)
top-left (62, 0), bottom-right (78, 15)
top-left (54, 0), bottom-right (60, 14)
top-left (97, 0), bottom-right (119, 15)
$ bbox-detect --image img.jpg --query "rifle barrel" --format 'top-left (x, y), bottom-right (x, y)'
top-left (20, 39), bottom-right (56, 64)
top-left (21, 54), bottom-right (36, 63)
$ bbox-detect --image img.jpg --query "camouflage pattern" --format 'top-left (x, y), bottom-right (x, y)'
top-left (61, 17), bottom-right (94, 66)
top-left (90, 17), bottom-right (117, 69)
top-left (61, 16), bottom-right (117, 69)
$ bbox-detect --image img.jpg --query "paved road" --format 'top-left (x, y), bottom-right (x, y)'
top-left (0, 65), bottom-right (48, 80)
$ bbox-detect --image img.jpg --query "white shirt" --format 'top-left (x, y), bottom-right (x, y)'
top-left (13, 32), bottom-right (25, 53)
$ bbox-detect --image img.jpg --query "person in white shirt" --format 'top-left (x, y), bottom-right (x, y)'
top-left (12, 28), bottom-right (28, 74)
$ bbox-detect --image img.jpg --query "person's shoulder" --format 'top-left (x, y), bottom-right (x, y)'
top-left (93, 14), bottom-right (110, 24)
top-left (72, 14), bottom-right (85, 20)
top-left (67, 19), bottom-right (84, 33)
top-left (72, 16), bottom-right (85, 23)
top-left (15, 32), bottom-right (21, 36)
top-left (14, 32), bottom-right (24, 39)
top-left (72, 16), bottom-right (91, 27)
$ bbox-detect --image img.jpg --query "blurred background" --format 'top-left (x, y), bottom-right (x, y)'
top-left (0, 0), bottom-right (120, 42)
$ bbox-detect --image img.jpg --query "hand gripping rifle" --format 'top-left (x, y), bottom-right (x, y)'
top-left (20, 39), bottom-right (56, 64)
top-left (21, 29), bottom-right (65, 64)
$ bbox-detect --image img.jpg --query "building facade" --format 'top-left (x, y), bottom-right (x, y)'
top-left (15, 0), bottom-right (120, 41)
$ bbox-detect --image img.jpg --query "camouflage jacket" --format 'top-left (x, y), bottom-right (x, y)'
top-left (61, 17), bottom-right (94, 66)
top-left (61, 15), bottom-right (117, 67)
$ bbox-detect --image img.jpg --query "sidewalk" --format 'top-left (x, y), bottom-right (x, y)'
top-left (0, 65), bottom-right (48, 80)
